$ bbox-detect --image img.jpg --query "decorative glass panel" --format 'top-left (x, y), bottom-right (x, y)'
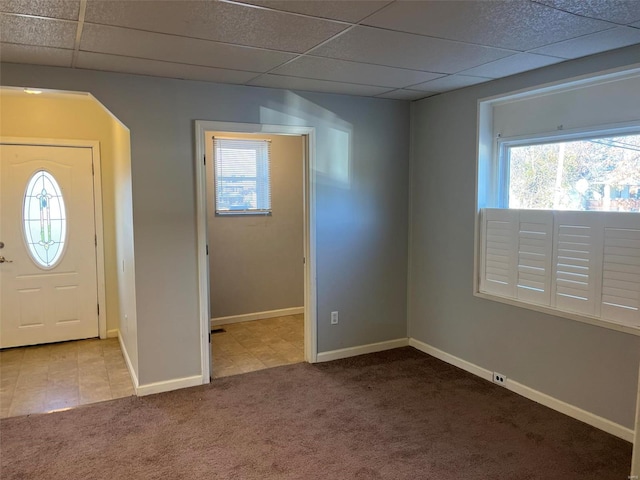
top-left (22, 170), bottom-right (67, 268)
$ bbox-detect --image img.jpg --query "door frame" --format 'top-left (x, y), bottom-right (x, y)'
top-left (194, 121), bottom-right (317, 383)
top-left (0, 137), bottom-right (107, 339)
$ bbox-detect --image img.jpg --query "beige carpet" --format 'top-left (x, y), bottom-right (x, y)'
top-left (0, 347), bottom-right (631, 479)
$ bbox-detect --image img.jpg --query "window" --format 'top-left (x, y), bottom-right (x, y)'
top-left (23, 170), bottom-right (67, 268)
top-left (213, 137), bottom-right (271, 215)
top-left (505, 133), bottom-right (640, 212)
top-left (482, 130), bottom-right (640, 329)
top-left (476, 69), bottom-right (640, 332)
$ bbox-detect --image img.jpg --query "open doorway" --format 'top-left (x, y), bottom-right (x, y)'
top-left (194, 121), bottom-right (317, 382)
top-left (0, 87), bottom-right (138, 416)
top-left (206, 132), bottom-right (305, 378)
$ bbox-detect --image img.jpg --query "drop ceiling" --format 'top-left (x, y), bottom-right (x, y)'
top-left (1, 0), bottom-right (639, 100)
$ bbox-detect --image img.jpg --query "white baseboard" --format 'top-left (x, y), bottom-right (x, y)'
top-left (117, 330), bottom-right (139, 391)
top-left (408, 338), bottom-right (634, 442)
top-left (211, 306), bottom-right (304, 327)
top-left (107, 329), bottom-right (119, 338)
top-left (408, 338), bottom-right (493, 382)
top-left (317, 338), bottom-right (409, 363)
top-left (117, 330), bottom-right (202, 397)
top-left (136, 375), bottom-right (203, 397)
top-left (507, 377), bottom-right (634, 442)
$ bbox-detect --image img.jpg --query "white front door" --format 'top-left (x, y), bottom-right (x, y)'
top-left (0, 144), bottom-right (99, 348)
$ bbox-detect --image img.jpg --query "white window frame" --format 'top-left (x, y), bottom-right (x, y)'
top-left (213, 137), bottom-right (272, 216)
top-left (474, 65), bottom-right (640, 337)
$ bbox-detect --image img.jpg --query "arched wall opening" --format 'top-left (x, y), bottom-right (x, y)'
top-left (0, 86), bottom-right (139, 384)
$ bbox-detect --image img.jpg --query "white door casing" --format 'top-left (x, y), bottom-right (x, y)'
top-left (0, 142), bottom-right (104, 348)
top-left (194, 121), bottom-right (318, 385)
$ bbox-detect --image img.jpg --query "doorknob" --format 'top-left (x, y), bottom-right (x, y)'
top-left (0, 256), bottom-right (13, 263)
top-left (0, 241), bottom-right (4, 248)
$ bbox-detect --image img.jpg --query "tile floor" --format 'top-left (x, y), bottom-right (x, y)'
top-left (0, 316), bottom-right (303, 417)
top-left (0, 337), bottom-right (134, 418)
top-left (212, 314), bottom-right (304, 378)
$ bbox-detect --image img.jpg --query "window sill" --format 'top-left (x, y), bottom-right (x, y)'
top-left (474, 291), bottom-right (640, 337)
top-left (215, 211), bottom-right (272, 217)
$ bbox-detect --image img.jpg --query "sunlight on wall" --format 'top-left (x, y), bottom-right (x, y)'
top-left (259, 90), bottom-right (353, 188)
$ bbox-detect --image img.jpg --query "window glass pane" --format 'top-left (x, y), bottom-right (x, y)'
top-left (508, 134), bottom-right (640, 212)
top-left (22, 170), bottom-right (67, 268)
top-left (214, 138), bottom-right (271, 213)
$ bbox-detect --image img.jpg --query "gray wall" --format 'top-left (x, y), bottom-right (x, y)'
top-left (0, 63), bottom-right (410, 385)
top-left (409, 44), bottom-right (640, 429)
top-left (207, 133), bottom-right (304, 318)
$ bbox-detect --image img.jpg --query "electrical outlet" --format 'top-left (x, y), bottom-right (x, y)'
top-left (493, 372), bottom-right (506, 386)
top-left (330, 311), bottom-right (339, 325)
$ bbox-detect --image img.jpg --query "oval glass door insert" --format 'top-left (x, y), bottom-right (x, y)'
top-left (23, 170), bottom-right (67, 268)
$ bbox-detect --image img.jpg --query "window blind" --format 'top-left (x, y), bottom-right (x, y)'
top-left (213, 138), bottom-right (271, 214)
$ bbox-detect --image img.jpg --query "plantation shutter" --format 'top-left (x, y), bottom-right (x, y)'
top-left (481, 209), bottom-right (553, 303)
top-left (481, 208), bottom-right (640, 328)
top-left (480, 209), bottom-right (518, 298)
top-left (213, 137), bottom-right (271, 214)
top-left (516, 210), bottom-right (553, 306)
top-left (601, 214), bottom-right (640, 327)
top-left (551, 212), bottom-right (604, 317)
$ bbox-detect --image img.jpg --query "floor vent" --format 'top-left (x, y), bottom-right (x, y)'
top-left (211, 328), bottom-right (226, 334)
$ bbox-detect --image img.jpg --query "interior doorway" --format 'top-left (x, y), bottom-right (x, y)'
top-left (206, 132), bottom-right (305, 378)
top-left (194, 121), bottom-right (317, 383)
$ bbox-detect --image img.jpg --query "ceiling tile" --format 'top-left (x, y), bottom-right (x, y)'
top-left (0, 0), bottom-right (79, 20)
top-left (312, 26), bottom-right (514, 73)
top-left (408, 74), bottom-right (491, 93)
top-left (0, 42), bottom-right (72, 66)
top-left (80, 24), bottom-right (295, 73)
top-left (460, 53), bottom-right (564, 78)
top-left (530, 26), bottom-right (640, 59)
top-left (0, 13), bottom-right (76, 48)
top-left (84, 0), bottom-right (347, 53)
top-left (271, 56), bottom-right (444, 88)
top-left (248, 74), bottom-right (391, 96)
top-left (362, 0), bottom-right (612, 51)
top-left (534, 0), bottom-right (640, 25)
top-left (76, 51), bottom-right (259, 84)
top-left (236, 0), bottom-right (392, 23)
top-left (375, 89), bottom-right (435, 101)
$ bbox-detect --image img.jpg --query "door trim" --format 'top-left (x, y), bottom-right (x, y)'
top-left (194, 121), bottom-right (318, 384)
top-left (0, 137), bottom-right (107, 339)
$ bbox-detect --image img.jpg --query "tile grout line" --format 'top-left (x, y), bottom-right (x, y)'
top-left (1, 338), bottom-right (134, 417)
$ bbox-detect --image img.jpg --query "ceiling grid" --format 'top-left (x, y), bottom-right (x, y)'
top-left (0, 0), bottom-right (638, 100)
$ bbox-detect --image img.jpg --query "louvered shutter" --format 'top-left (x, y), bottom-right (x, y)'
top-left (551, 212), bottom-right (604, 317)
top-left (480, 209), bottom-right (518, 298)
top-left (516, 210), bottom-right (553, 306)
top-left (481, 208), bottom-right (639, 328)
top-left (601, 214), bottom-right (640, 327)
